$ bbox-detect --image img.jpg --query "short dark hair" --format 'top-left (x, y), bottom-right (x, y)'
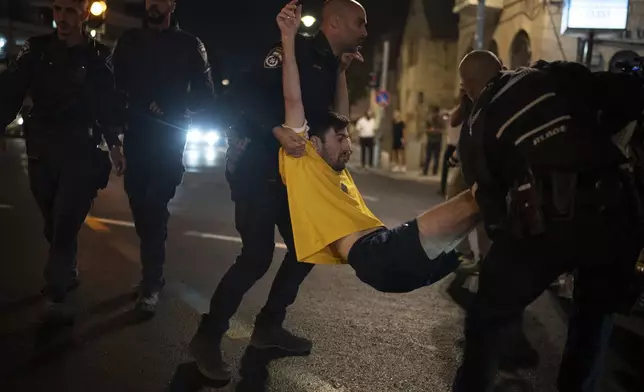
top-left (308, 111), bottom-right (349, 141)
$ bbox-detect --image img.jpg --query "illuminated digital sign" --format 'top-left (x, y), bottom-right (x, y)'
top-left (561, 0), bottom-right (629, 33)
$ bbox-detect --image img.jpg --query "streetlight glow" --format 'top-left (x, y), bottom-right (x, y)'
top-left (90, 29), bottom-right (97, 38)
top-left (222, 79), bottom-right (230, 86)
top-left (90, 1), bottom-right (107, 16)
top-left (301, 15), bottom-right (316, 28)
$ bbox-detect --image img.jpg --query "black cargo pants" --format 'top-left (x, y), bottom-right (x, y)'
top-left (123, 153), bottom-right (184, 293)
top-left (453, 205), bottom-right (639, 392)
top-left (205, 168), bottom-right (314, 334)
top-left (28, 147), bottom-right (110, 301)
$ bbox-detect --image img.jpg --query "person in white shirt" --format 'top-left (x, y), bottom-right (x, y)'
top-left (356, 111), bottom-right (376, 167)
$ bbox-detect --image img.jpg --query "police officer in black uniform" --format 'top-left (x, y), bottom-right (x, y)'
top-left (110, 0), bottom-right (215, 316)
top-left (189, 0), bottom-right (367, 381)
top-left (452, 50), bottom-right (641, 392)
top-left (0, 0), bottom-right (125, 323)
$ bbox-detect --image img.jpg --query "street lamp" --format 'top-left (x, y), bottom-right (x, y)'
top-left (301, 15), bottom-right (316, 28)
top-left (88, 1), bottom-right (107, 29)
top-left (222, 79), bottom-right (230, 86)
top-left (90, 1), bottom-right (107, 17)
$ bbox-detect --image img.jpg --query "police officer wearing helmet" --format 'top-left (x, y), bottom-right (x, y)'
top-left (452, 51), bottom-right (641, 392)
top-left (109, 0), bottom-right (215, 317)
top-left (0, 0), bottom-right (126, 323)
top-left (189, 0), bottom-right (367, 382)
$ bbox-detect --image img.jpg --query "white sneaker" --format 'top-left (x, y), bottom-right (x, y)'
top-left (400, 166), bottom-right (407, 173)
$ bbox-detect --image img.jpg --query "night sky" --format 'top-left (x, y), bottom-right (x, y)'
top-left (173, 0), bottom-right (410, 81)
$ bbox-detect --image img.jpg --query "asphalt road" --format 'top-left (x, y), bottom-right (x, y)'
top-left (0, 139), bottom-right (642, 392)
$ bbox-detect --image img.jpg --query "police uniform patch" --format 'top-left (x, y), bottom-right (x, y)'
top-left (264, 46), bottom-right (283, 69)
top-left (197, 39), bottom-right (208, 63)
top-left (15, 40), bottom-right (31, 62)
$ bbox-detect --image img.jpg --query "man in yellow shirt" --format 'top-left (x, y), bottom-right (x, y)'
top-left (278, 112), bottom-right (480, 293)
top-left (276, 0), bottom-right (480, 293)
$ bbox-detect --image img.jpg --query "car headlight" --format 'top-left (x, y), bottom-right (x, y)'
top-left (187, 129), bottom-right (202, 143)
top-left (205, 131), bottom-right (220, 145)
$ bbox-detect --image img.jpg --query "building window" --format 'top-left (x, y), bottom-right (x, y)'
top-left (510, 30), bottom-right (532, 69)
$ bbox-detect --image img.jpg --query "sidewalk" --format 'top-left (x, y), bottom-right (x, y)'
top-left (348, 145), bottom-right (442, 185)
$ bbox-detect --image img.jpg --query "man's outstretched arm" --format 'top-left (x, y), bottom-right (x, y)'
top-left (333, 189), bottom-right (480, 261)
top-left (330, 189), bottom-right (480, 293)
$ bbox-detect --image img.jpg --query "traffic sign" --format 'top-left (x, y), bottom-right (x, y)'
top-left (376, 90), bottom-right (390, 107)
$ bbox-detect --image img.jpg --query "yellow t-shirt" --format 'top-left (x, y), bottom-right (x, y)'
top-left (279, 142), bottom-right (384, 264)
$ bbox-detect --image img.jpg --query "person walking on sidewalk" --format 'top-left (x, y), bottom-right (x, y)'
top-left (356, 111), bottom-right (376, 168)
top-left (0, 0), bottom-right (126, 323)
top-left (422, 106), bottom-right (444, 177)
top-left (391, 110), bottom-right (406, 172)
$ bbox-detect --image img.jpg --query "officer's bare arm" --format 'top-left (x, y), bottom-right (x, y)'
top-left (281, 27), bottom-right (306, 130)
top-left (332, 190), bottom-right (480, 261)
top-left (0, 40), bottom-right (33, 130)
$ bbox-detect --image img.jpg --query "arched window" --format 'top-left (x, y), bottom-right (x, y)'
top-left (510, 30), bottom-right (532, 69)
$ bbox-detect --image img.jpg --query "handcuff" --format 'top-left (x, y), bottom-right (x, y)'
top-left (282, 120), bottom-right (310, 139)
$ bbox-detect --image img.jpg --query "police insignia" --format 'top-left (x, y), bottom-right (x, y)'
top-left (264, 46), bottom-right (283, 69)
top-left (197, 39), bottom-right (208, 63)
top-left (15, 40), bottom-right (30, 62)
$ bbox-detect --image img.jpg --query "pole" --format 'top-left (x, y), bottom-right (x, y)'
top-left (474, 0), bottom-right (486, 50)
top-left (374, 39), bottom-right (390, 168)
top-left (584, 30), bottom-right (595, 69)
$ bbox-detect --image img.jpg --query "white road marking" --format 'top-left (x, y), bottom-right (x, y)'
top-left (0, 204), bottom-right (14, 209)
top-left (92, 219), bottom-right (340, 391)
top-left (362, 195), bottom-right (379, 202)
top-left (85, 217), bottom-right (289, 250)
top-left (185, 230), bottom-right (287, 249)
top-left (87, 216), bottom-right (136, 228)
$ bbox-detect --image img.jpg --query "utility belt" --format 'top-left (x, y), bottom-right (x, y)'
top-left (24, 119), bottom-right (104, 159)
top-left (503, 169), bottom-right (626, 239)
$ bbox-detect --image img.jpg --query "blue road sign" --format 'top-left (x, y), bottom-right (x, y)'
top-left (376, 90), bottom-right (390, 107)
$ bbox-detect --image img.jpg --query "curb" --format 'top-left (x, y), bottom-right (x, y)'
top-left (347, 163), bottom-right (441, 185)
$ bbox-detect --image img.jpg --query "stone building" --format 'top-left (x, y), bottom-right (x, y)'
top-left (453, 0), bottom-right (644, 77)
top-left (396, 0), bottom-right (460, 171)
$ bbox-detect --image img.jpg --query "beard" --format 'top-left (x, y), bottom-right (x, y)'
top-left (145, 6), bottom-right (169, 24)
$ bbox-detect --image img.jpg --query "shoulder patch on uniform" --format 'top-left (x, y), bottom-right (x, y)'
top-left (264, 46), bottom-right (283, 69)
top-left (15, 40), bottom-right (31, 62)
top-left (197, 39), bottom-right (208, 63)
